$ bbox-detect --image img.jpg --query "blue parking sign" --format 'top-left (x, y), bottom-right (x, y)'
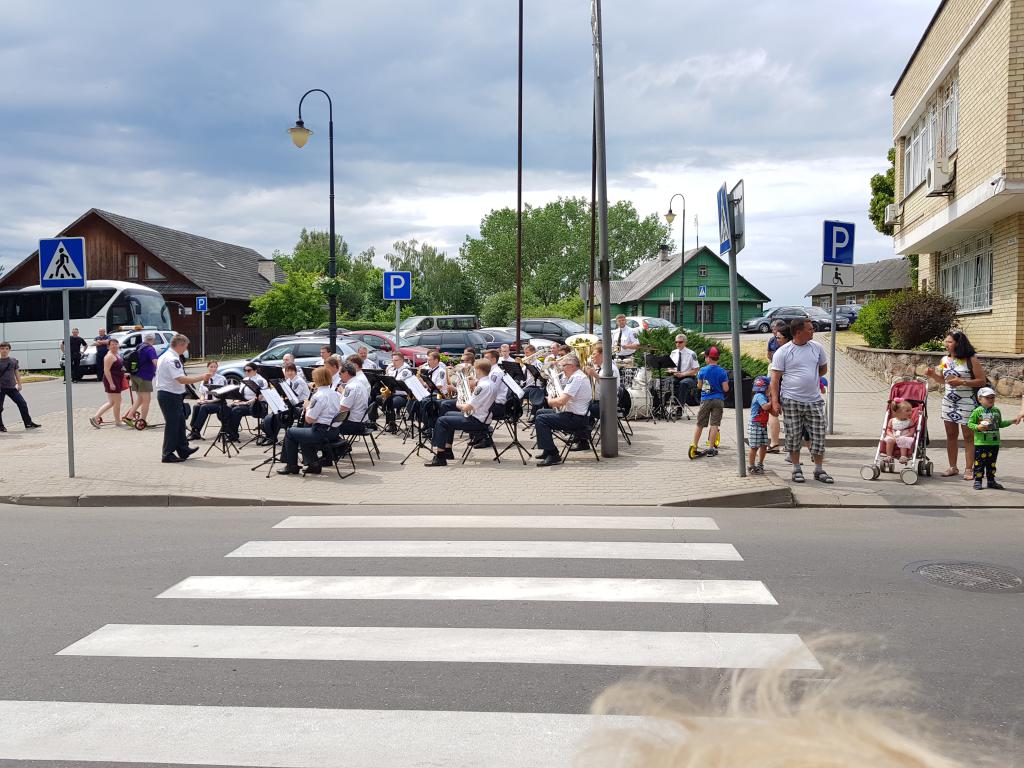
top-left (196, 296), bottom-right (208, 313)
top-left (383, 271), bottom-right (413, 301)
top-left (823, 221), bottom-right (855, 265)
top-left (39, 237), bottom-right (87, 288)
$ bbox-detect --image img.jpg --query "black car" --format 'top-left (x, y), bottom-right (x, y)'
top-left (519, 318), bottom-right (586, 345)
top-left (477, 328), bottom-right (523, 352)
top-left (741, 306), bottom-right (809, 334)
top-left (805, 306), bottom-right (851, 331)
top-left (833, 304), bottom-right (862, 323)
top-left (400, 329), bottom-right (490, 356)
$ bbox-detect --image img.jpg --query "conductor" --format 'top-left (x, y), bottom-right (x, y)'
top-left (155, 334), bottom-right (211, 463)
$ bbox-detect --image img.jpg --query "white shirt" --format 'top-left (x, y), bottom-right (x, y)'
top-left (287, 375), bottom-right (311, 401)
top-left (155, 350), bottom-right (187, 394)
top-left (671, 347), bottom-right (699, 374)
top-left (386, 363), bottom-right (413, 381)
top-left (356, 371), bottom-right (371, 388)
top-left (613, 326), bottom-right (638, 354)
top-left (197, 372), bottom-right (227, 400)
top-left (239, 374), bottom-right (268, 403)
top-left (307, 387), bottom-right (341, 426)
top-left (562, 369), bottom-right (592, 415)
top-left (427, 362), bottom-right (449, 396)
top-left (340, 377), bottom-right (370, 423)
top-left (592, 361), bottom-right (619, 401)
top-left (361, 357), bottom-right (379, 370)
top-left (770, 340), bottom-right (828, 404)
top-left (488, 363), bottom-right (508, 405)
top-left (331, 371), bottom-right (341, 389)
top-left (467, 376), bottom-right (498, 425)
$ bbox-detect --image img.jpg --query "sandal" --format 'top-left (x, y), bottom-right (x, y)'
top-left (940, 467), bottom-right (958, 477)
top-left (791, 464), bottom-right (805, 483)
top-left (766, 444), bottom-right (781, 454)
top-left (963, 470), bottom-right (974, 481)
top-left (814, 468), bottom-right (835, 484)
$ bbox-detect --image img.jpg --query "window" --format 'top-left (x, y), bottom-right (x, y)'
top-left (419, 333), bottom-right (442, 347)
top-left (698, 264), bottom-right (708, 278)
top-left (126, 254), bottom-right (139, 280)
top-left (145, 263), bottom-right (166, 281)
top-left (695, 304), bottom-right (713, 324)
top-left (943, 78), bottom-right (959, 156)
top-left (260, 344), bottom-right (293, 362)
top-left (903, 74), bottom-right (957, 197)
top-left (295, 343), bottom-right (325, 358)
top-left (658, 304), bottom-right (674, 321)
top-left (543, 322), bottom-right (563, 337)
top-left (939, 233), bottom-right (993, 312)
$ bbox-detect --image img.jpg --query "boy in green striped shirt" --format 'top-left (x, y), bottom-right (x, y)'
top-left (967, 387), bottom-right (1013, 490)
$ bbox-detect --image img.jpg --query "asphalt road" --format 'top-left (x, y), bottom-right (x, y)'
top-left (0, 503), bottom-right (1021, 766)
top-left (19, 377), bottom-right (110, 419)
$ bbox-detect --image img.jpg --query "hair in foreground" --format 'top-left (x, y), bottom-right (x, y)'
top-left (578, 639), bottom-right (993, 768)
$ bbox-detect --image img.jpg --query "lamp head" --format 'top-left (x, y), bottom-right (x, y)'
top-left (288, 120), bottom-right (312, 148)
top-left (664, 209), bottom-right (676, 226)
top-left (659, 243), bottom-right (671, 259)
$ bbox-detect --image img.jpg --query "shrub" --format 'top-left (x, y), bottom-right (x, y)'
top-left (852, 295), bottom-right (896, 348)
top-left (480, 289), bottom-right (517, 327)
top-left (636, 328), bottom-right (768, 378)
top-left (889, 289), bottom-right (958, 349)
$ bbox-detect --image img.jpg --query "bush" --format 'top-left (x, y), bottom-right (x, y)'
top-left (852, 295), bottom-right (896, 348)
top-left (480, 289), bottom-right (517, 327)
top-left (889, 289), bottom-right (958, 349)
top-left (637, 328), bottom-right (768, 378)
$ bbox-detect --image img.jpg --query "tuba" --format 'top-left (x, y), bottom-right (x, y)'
top-left (566, 333), bottom-right (599, 371)
top-left (546, 365), bottom-right (565, 411)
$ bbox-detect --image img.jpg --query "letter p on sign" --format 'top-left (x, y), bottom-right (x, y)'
top-left (823, 221), bottom-right (855, 265)
top-left (383, 270), bottom-right (413, 301)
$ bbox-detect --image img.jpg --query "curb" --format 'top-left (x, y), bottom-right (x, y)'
top-left (0, 495), bottom-right (330, 508)
top-left (824, 437), bottom-right (1024, 448)
top-left (661, 486), bottom-right (794, 508)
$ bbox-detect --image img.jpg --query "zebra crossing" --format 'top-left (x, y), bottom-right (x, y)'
top-left (0, 511), bottom-right (820, 766)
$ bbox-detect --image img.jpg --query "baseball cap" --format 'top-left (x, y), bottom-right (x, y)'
top-left (977, 386), bottom-right (996, 398)
top-left (706, 346), bottom-right (720, 360)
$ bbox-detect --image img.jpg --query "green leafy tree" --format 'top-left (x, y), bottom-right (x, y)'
top-left (869, 149), bottom-right (896, 236)
top-left (480, 289), bottom-right (518, 327)
top-left (274, 229), bottom-right (352, 276)
top-left (460, 197), bottom-right (671, 306)
top-left (246, 271), bottom-right (327, 330)
top-left (385, 240), bottom-right (479, 315)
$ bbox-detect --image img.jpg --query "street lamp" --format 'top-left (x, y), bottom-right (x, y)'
top-left (288, 89), bottom-right (337, 351)
top-left (665, 194), bottom-right (686, 328)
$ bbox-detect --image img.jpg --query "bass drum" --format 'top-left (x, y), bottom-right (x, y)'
top-left (626, 367), bottom-right (655, 419)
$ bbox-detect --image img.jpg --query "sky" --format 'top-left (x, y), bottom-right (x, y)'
top-left (0, 0), bottom-right (936, 305)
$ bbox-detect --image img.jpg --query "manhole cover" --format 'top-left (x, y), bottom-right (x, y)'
top-left (906, 561), bottom-right (1024, 593)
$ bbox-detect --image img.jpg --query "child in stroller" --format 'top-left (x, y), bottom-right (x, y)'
top-left (861, 378), bottom-right (934, 485)
top-left (882, 399), bottom-right (916, 466)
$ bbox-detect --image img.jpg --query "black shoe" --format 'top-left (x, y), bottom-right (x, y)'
top-left (534, 451), bottom-right (548, 460)
top-left (161, 455), bottom-right (186, 463)
top-left (302, 465), bottom-right (322, 476)
top-left (277, 465), bottom-right (301, 475)
top-left (988, 480), bottom-right (1005, 490)
top-left (0, 424), bottom-right (6, 433)
top-left (537, 455), bottom-right (562, 467)
top-left (569, 441), bottom-right (590, 452)
top-left (25, 422), bottom-right (41, 429)
top-left (255, 437), bottom-right (273, 446)
top-left (188, 431), bottom-right (203, 441)
top-left (424, 454), bottom-right (448, 467)
top-left (179, 446), bottom-right (199, 458)
top-left (442, 448), bottom-right (456, 460)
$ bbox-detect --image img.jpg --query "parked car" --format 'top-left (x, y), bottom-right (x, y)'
top-left (623, 316), bottom-right (676, 331)
top-left (400, 330), bottom-right (489, 357)
top-left (741, 306), bottom-right (810, 333)
top-left (217, 339), bottom-right (361, 383)
top-left (477, 328), bottom-right (524, 352)
top-left (833, 304), bottom-right (863, 324)
top-left (78, 328), bottom-right (181, 379)
top-left (268, 327), bottom-right (348, 348)
top-left (398, 315), bottom-right (481, 334)
top-left (805, 306), bottom-right (851, 331)
top-left (344, 330), bottom-right (429, 366)
top-left (518, 318), bottom-right (586, 345)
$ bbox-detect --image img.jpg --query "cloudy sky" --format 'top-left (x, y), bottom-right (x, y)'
top-left (1, 0), bottom-right (934, 304)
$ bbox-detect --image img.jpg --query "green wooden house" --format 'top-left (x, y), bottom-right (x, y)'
top-left (585, 246), bottom-right (770, 332)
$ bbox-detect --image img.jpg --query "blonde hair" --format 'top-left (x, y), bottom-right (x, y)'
top-left (579, 640), bottom-right (990, 768)
top-left (312, 366), bottom-right (332, 388)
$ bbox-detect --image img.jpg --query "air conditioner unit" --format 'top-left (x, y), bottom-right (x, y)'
top-left (884, 203), bottom-right (900, 227)
top-left (927, 156), bottom-right (952, 194)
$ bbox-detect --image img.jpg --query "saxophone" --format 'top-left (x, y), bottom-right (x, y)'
top-left (547, 367), bottom-right (565, 412)
top-left (456, 370), bottom-right (473, 417)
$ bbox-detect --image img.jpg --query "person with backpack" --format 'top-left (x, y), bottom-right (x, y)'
top-left (747, 376), bottom-right (771, 474)
top-left (123, 333), bottom-right (160, 427)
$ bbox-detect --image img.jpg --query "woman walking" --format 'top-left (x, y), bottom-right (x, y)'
top-left (765, 319), bottom-right (791, 453)
top-left (90, 338), bottom-right (128, 428)
top-left (926, 330), bottom-right (987, 480)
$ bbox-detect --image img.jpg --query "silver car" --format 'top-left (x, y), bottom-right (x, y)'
top-left (216, 339), bottom-right (361, 383)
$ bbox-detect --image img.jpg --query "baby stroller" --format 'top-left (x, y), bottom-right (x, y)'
top-left (860, 377), bottom-right (933, 485)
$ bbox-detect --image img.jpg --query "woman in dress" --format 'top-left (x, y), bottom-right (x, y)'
top-left (90, 338), bottom-right (128, 427)
top-left (765, 319), bottom-right (791, 453)
top-left (925, 330), bottom-right (987, 480)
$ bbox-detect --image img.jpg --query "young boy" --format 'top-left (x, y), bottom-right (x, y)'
top-left (0, 341), bottom-right (42, 432)
top-left (747, 376), bottom-right (770, 474)
top-left (967, 386), bottom-right (1012, 490)
top-left (689, 347), bottom-right (729, 459)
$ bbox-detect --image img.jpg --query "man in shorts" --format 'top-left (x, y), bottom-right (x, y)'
top-left (768, 318), bottom-right (832, 484)
top-left (689, 346), bottom-right (729, 459)
top-left (124, 333), bottom-right (160, 427)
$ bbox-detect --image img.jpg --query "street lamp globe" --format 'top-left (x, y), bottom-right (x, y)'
top-left (664, 209), bottom-right (676, 226)
top-left (288, 120), bottom-right (313, 148)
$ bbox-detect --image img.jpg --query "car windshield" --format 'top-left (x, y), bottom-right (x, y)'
top-left (400, 316), bottom-right (426, 333)
top-left (562, 320), bottom-right (585, 333)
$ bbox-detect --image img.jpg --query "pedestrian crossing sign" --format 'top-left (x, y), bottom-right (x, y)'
top-left (39, 237), bottom-right (87, 288)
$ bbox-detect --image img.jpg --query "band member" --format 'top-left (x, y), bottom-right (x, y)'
top-left (380, 351), bottom-right (413, 432)
top-left (282, 353), bottom-right (306, 380)
top-left (534, 354), bottom-right (591, 467)
top-left (612, 314), bottom-right (639, 361)
top-left (357, 346), bottom-right (379, 370)
top-left (424, 358), bottom-right (497, 467)
top-left (498, 343), bottom-right (514, 364)
top-left (584, 343), bottom-right (619, 420)
top-left (482, 349), bottom-right (507, 421)
top-left (258, 363), bottom-right (310, 445)
top-left (521, 344), bottom-right (544, 405)
top-left (415, 350), bottom-right (449, 429)
top-left (224, 364), bottom-right (268, 442)
top-left (277, 366), bottom-right (340, 476)
top-left (438, 348), bottom-right (476, 417)
top-left (155, 334), bottom-right (211, 463)
top-left (60, 327), bottom-right (88, 383)
top-left (188, 361), bottom-right (228, 439)
top-left (667, 333), bottom-right (700, 407)
top-left (346, 354), bottom-right (372, 388)
top-left (337, 362), bottom-right (371, 436)
top-left (324, 356), bottom-right (341, 389)
top-left (456, 347), bottom-right (477, 375)
top-left (319, 345), bottom-right (332, 366)
top-left (0, 341), bottom-right (42, 432)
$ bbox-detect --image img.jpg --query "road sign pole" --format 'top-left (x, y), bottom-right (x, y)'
top-left (201, 310), bottom-right (206, 360)
top-left (828, 285), bottom-right (838, 435)
top-left (726, 239), bottom-right (745, 479)
top-left (394, 300), bottom-right (401, 351)
top-left (61, 289), bottom-right (75, 478)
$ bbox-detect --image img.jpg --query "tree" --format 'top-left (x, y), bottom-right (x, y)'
top-left (480, 289), bottom-right (518, 326)
top-left (385, 240), bottom-right (479, 315)
top-left (246, 271), bottom-right (327, 330)
top-left (460, 197), bottom-right (671, 306)
top-left (274, 229), bottom-right (351, 276)
top-left (869, 148), bottom-right (896, 236)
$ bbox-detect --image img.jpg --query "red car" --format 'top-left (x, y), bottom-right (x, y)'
top-left (344, 330), bottom-right (429, 366)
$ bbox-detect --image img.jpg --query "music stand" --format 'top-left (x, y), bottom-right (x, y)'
top-left (496, 373), bottom-right (529, 464)
top-left (250, 383), bottom-right (293, 477)
top-left (235, 379), bottom-right (269, 451)
top-left (499, 361), bottom-right (526, 383)
top-left (203, 384), bottom-right (243, 458)
top-left (645, 354), bottom-right (680, 421)
top-left (257, 363), bottom-right (285, 384)
top-left (400, 374), bottom-right (437, 465)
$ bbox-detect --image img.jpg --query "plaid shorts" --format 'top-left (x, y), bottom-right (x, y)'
top-left (748, 422), bottom-right (769, 448)
top-left (781, 398), bottom-right (826, 456)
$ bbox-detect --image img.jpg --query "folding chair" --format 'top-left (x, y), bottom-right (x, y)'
top-left (460, 422), bottom-right (501, 465)
top-left (307, 424), bottom-right (356, 479)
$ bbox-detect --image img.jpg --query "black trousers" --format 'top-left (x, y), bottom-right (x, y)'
top-left (282, 423), bottom-right (333, 467)
top-left (0, 387), bottom-right (32, 427)
top-left (974, 445), bottom-right (999, 480)
top-left (157, 390), bottom-right (188, 459)
top-left (432, 413), bottom-right (487, 449)
top-left (534, 409), bottom-right (589, 453)
top-left (190, 401), bottom-right (225, 434)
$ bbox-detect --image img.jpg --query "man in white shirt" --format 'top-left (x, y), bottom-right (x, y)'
top-left (282, 353), bottom-right (306, 380)
top-left (258, 363), bottom-right (310, 445)
top-left (584, 343), bottom-right (618, 421)
top-left (534, 354), bottom-right (592, 466)
top-left (357, 346), bottom-right (379, 370)
top-left (225, 364), bottom-right (269, 442)
top-left (425, 358), bottom-right (497, 466)
top-left (337, 362), bottom-right (371, 436)
top-left (669, 333), bottom-right (700, 407)
top-left (188, 360), bottom-right (228, 439)
top-left (498, 343), bottom-right (514, 364)
top-left (769, 318), bottom-right (831, 484)
top-left (612, 314), bottom-right (639, 362)
top-left (380, 352), bottom-right (413, 432)
top-left (277, 367), bottom-right (341, 476)
top-left (482, 349), bottom-right (508, 419)
top-left (155, 334), bottom-right (212, 463)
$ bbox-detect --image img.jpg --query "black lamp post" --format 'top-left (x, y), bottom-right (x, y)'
top-left (664, 194), bottom-right (686, 327)
top-left (288, 88), bottom-right (337, 351)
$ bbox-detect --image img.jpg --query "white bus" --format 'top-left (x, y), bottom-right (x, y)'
top-left (0, 280), bottom-right (171, 370)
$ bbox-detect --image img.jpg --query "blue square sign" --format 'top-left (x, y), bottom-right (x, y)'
top-left (39, 237), bottom-right (87, 288)
top-left (383, 271), bottom-right (412, 301)
top-left (196, 296), bottom-right (208, 313)
top-left (823, 221), bottom-right (855, 265)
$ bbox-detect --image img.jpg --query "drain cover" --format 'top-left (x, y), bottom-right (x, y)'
top-left (907, 561), bottom-right (1024, 593)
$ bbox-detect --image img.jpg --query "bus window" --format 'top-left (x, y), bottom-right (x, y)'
top-left (6, 292), bottom-right (62, 322)
top-left (67, 289), bottom-right (116, 320)
top-left (114, 290), bottom-right (170, 330)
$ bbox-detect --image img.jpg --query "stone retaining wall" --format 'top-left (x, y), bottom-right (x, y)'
top-left (846, 346), bottom-right (1024, 398)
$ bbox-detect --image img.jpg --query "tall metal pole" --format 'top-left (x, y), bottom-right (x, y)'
top-left (828, 285), bottom-right (838, 434)
top-left (592, 0), bottom-right (617, 457)
top-left (588, 102), bottom-right (597, 334)
top-left (679, 211), bottom-right (686, 328)
top-left (61, 289), bottom-right (75, 478)
top-left (514, 0), bottom-right (524, 349)
top-left (725, 192), bottom-right (746, 478)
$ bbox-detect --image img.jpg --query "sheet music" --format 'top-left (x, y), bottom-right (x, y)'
top-left (213, 384), bottom-right (240, 397)
top-left (279, 381), bottom-right (301, 405)
top-left (405, 375), bottom-right (430, 402)
top-left (502, 372), bottom-right (525, 398)
top-left (262, 387), bottom-right (288, 414)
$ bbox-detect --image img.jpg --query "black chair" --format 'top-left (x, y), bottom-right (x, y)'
top-left (460, 422), bottom-right (501, 465)
top-left (312, 434), bottom-right (356, 479)
top-left (547, 415), bottom-right (599, 464)
top-left (349, 420), bottom-right (381, 466)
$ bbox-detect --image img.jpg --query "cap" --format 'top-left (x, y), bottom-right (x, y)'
top-left (706, 346), bottom-right (720, 360)
top-left (977, 386), bottom-right (996, 398)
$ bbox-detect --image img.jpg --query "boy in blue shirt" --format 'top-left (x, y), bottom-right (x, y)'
top-left (689, 347), bottom-right (730, 459)
top-left (747, 376), bottom-right (770, 474)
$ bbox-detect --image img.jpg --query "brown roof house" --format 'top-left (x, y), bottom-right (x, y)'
top-left (805, 257), bottom-right (912, 308)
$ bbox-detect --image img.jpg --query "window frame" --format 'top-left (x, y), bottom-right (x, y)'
top-left (938, 233), bottom-right (992, 314)
top-left (126, 253), bottom-right (139, 280)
